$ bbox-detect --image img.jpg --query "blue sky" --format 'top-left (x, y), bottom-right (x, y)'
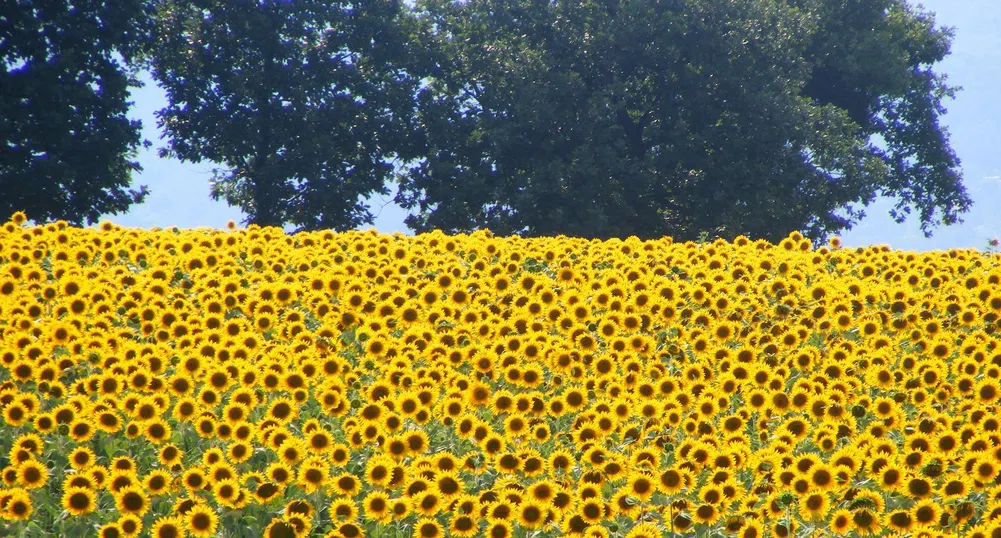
top-left (110, 0), bottom-right (1000, 250)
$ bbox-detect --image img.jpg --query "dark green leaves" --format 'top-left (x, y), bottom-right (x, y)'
top-left (396, 0), bottom-right (969, 242)
top-left (1, 0), bottom-right (154, 225)
top-left (3, 0), bottom-right (969, 240)
top-left (151, 0), bottom-right (421, 231)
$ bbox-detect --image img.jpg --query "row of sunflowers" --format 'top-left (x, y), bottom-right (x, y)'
top-left (2, 212), bottom-right (1001, 537)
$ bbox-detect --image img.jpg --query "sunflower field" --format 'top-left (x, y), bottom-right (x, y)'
top-left (1, 212), bottom-right (1001, 538)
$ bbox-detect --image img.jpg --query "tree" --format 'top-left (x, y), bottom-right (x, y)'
top-left (396, 0), bottom-right (970, 242)
top-left (151, 0), bottom-right (421, 231)
top-left (795, 0), bottom-right (968, 236)
top-left (1, 0), bottom-right (153, 225)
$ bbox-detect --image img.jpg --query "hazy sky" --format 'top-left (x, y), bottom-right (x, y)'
top-left (108, 0), bottom-right (1001, 250)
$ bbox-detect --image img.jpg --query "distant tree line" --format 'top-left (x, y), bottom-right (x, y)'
top-left (1, 0), bottom-right (971, 242)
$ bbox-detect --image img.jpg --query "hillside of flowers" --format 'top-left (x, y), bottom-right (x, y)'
top-left (2, 212), bottom-right (1001, 538)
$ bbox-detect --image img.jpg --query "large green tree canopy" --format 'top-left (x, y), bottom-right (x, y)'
top-left (1, 0), bottom-right (152, 225)
top-left (151, 0), bottom-right (421, 231)
top-left (397, 0), bottom-right (970, 242)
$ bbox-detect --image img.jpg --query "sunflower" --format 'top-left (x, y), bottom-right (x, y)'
top-left (906, 476), bottom-right (935, 499)
top-left (16, 459), bottom-right (48, 489)
top-left (225, 440), bottom-right (252, 464)
top-left (144, 470), bottom-right (173, 496)
top-left (658, 468), bottom-right (686, 494)
top-left (911, 499), bottom-right (941, 528)
top-left (382, 497), bottom-right (409, 521)
top-left (737, 520), bottom-right (764, 538)
top-left (623, 522), bottom-right (662, 538)
top-left (876, 462), bottom-right (906, 492)
top-left (967, 524), bottom-right (992, 538)
top-left (486, 520), bottom-right (513, 538)
top-left (118, 514), bottom-right (143, 537)
top-left (181, 468), bottom-right (208, 492)
top-left (435, 470), bottom-right (463, 499)
top-left (402, 516), bottom-right (440, 538)
top-left (940, 476), bottom-right (972, 500)
top-left (1, 466), bottom-right (17, 487)
top-left (518, 499), bottom-right (547, 530)
top-left (62, 486), bottom-right (96, 516)
top-left (670, 511), bottom-right (693, 533)
top-left (627, 471), bottom-right (656, 502)
top-left (207, 462), bottom-right (238, 487)
top-left (144, 418), bottom-right (172, 444)
top-left (67, 446), bottom-right (96, 470)
top-left (63, 472), bottom-right (95, 491)
top-left (185, 505), bottom-right (219, 537)
top-left (361, 491), bottom-right (392, 523)
top-left (212, 479), bottom-right (242, 509)
top-left (548, 449), bottom-right (574, 475)
top-left (401, 430), bottom-right (429, 455)
top-left (772, 518), bottom-right (797, 538)
top-left (885, 509), bottom-right (913, 532)
top-left (414, 490), bottom-right (442, 516)
top-left (976, 378), bottom-right (1000, 403)
top-left (830, 509), bottom-right (852, 535)
top-left (693, 503), bottom-right (721, 525)
top-left (357, 455), bottom-right (392, 487)
top-left (263, 519), bottom-right (302, 538)
top-left (253, 481), bottom-right (283, 504)
top-left (267, 397), bottom-right (298, 424)
top-left (384, 434), bottom-right (409, 460)
top-left (33, 412), bottom-right (56, 433)
top-left (798, 492), bottom-right (830, 521)
top-left (265, 461), bottom-right (293, 486)
top-left (934, 431), bottom-right (960, 455)
top-left (89, 466), bottom-right (109, 489)
top-left (612, 488), bottom-right (641, 518)
top-left (6, 369), bottom-right (34, 392)
top-left (480, 434), bottom-right (505, 457)
top-left (322, 442), bottom-right (348, 467)
top-left (194, 416), bottom-right (216, 439)
top-left (12, 434), bottom-right (43, 459)
top-left (296, 457), bottom-right (328, 494)
top-left (577, 498), bottom-right (605, 524)
top-left (98, 523), bottom-right (123, 538)
top-left (441, 512), bottom-right (476, 537)
top-left (849, 488), bottom-right (886, 514)
top-left (278, 500), bottom-right (311, 523)
top-left (111, 456), bottom-right (137, 474)
top-left (496, 451), bottom-right (522, 475)
top-left (850, 509), bottom-right (882, 536)
top-left (974, 457), bottom-right (1000, 484)
top-left (520, 481), bottom-right (554, 508)
top-left (806, 463), bottom-right (836, 491)
top-left (324, 520), bottom-right (359, 538)
top-left (301, 429), bottom-right (333, 455)
top-left (746, 388), bottom-right (769, 413)
top-left (115, 485), bottom-right (150, 516)
top-left (171, 398), bottom-right (199, 423)
top-left (328, 472), bottom-right (360, 497)
top-left (3, 488), bottom-right (32, 520)
top-left (330, 498), bottom-right (358, 522)
top-left (276, 438), bottom-right (306, 465)
top-left (698, 484), bottom-right (724, 505)
top-left (481, 498), bottom-right (514, 522)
